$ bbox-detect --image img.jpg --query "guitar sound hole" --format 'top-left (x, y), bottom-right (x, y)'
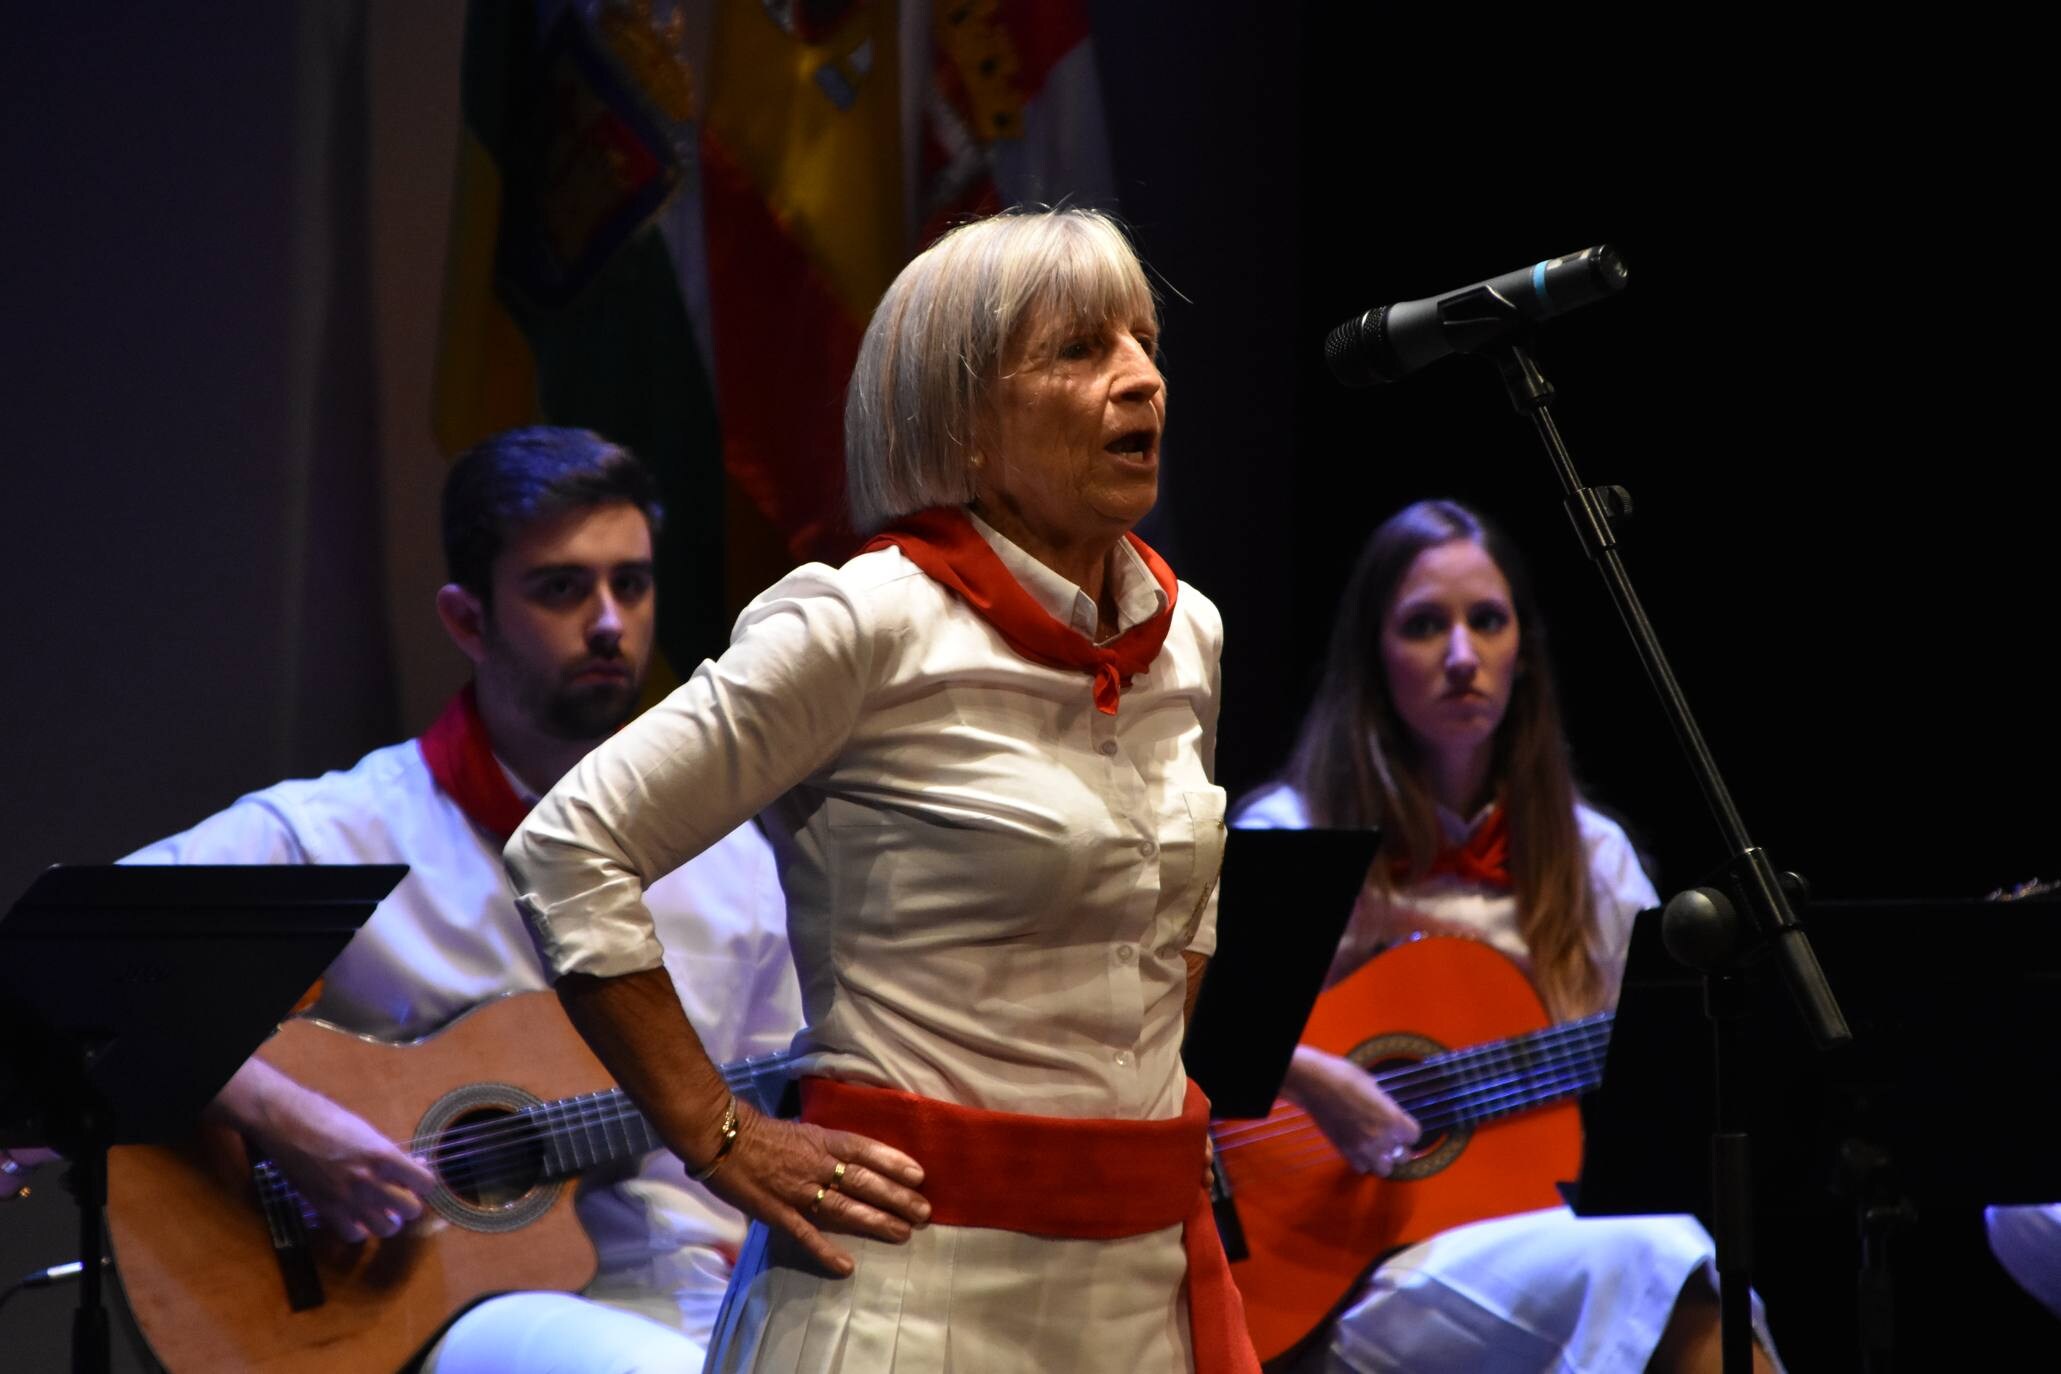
top-left (1363, 1054), bottom-right (1449, 1155)
top-left (437, 1107), bottom-right (545, 1208)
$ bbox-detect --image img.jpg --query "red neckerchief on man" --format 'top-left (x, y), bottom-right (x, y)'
top-left (1398, 802), bottom-right (1513, 889)
top-left (418, 684), bottom-right (531, 843)
top-left (862, 506), bottom-right (1178, 716)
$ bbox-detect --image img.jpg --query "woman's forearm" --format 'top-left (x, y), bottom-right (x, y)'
top-left (555, 964), bottom-right (929, 1275)
top-left (554, 965), bottom-right (736, 1169)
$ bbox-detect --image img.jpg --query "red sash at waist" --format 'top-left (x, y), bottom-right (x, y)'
top-left (800, 1077), bottom-right (1259, 1374)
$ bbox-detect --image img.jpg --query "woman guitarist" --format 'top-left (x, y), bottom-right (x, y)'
top-left (1234, 499), bottom-right (1782, 1373)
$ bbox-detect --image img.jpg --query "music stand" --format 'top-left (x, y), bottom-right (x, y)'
top-left (1185, 828), bottom-right (1378, 1119)
top-left (0, 863), bottom-right (404, 1374)
top-left (1574, 900), bottom-right (2061, 1367)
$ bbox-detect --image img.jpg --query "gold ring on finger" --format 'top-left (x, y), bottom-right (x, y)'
top-left (809, 1185), bottom-right (828, 1213)
top-left (830, 1161), bottom-right (847, 1188)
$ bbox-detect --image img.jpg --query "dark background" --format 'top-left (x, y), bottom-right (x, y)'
top-left (4, 5), bottom-right (2052, 1368)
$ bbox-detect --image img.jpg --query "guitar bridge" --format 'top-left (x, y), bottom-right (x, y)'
top-left (253, 1159), bottom-right (325, 1312)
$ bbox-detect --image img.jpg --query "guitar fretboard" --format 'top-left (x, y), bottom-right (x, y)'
top-left (257, 1048), bottom-right (797, 1227)
top-left (534, 1091), bottom-right (663, 1177)
top-left (525, 1048), bottom-right (796, 1179)
top-left (1374, 1011), bottom-right (1612, 1135)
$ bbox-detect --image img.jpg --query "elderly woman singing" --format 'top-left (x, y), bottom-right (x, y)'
top-left (506, 209), bottom-right (1254, 1373)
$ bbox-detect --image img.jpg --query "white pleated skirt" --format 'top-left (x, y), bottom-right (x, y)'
top-left (707, 1218), bottom-right (1195, 1373)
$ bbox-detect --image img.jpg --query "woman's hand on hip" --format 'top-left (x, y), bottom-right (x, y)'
top-left (551, 966), bottom-right (927, 1274)
top-left (704, 1104), bottom-right (930, 1275)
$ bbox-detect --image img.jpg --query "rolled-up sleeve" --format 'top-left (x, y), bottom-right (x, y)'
top-left (506, 564), bottom-right (877, 979)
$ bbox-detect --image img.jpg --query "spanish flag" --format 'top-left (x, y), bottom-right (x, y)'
top-left (434, 0), bottom-right (1113, 674)
top-left (434, 0), bottom-right (726, 684)
top-left (702, 0), bottom-right (1112, 569)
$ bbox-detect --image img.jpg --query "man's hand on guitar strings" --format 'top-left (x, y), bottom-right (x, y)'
top-left (206, 1059), bottom-right (439, 1242)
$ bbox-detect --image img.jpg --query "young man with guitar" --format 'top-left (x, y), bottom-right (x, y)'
top-left (115, 427), bottom-right (801, 1372)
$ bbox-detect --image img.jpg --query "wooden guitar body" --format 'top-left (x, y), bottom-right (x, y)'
top-left (106, 992), bottom-right (616, 1374)
top-left (1218, 936), bottom-right (1587, 1362)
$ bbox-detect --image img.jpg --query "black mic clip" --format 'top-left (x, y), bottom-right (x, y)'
top-left (1490, 340), bottom-right (1555, 411)
top-left (1437, 283), bottom-right (1534, 361)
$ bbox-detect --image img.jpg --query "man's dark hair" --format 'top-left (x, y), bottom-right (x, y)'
top-left (440, 426), bottom-right (664, 599)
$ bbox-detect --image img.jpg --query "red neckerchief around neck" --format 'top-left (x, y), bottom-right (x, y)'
top-left (862, 506), bottom-right (1179, 715)
top-left (1395, 801), bottom-right (1513, 890)
top-left (418, 684), bottom-right (532, 844)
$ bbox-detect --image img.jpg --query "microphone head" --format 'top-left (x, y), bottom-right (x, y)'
top-left (1570, 243), bottom-right (1628, 299)
top-left (1323, 308), bottom-right (1397, 388)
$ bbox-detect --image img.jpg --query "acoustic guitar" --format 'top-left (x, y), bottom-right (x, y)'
top-left (105, 991), bottom-right (789, 1374)
top-left (1211, 935), bottom-right (1612, 1362)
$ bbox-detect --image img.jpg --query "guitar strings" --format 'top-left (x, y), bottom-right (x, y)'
top-left (1368, 1012), bottom-right (1610, 1100)
top-left (1214, 1054), bottom-right (1603, 1179)
top-left (1224, 1049), bottom-right (1609, 1186)
top-left (1217, 1020), bottom-right (1609, 1153)
top-left (411, 1050), bottom-right (809, 1197)
top-left (421, 1052), bottom-right (790, 1176)
top-left (403, 1098), bottom-right (664, 1197)
top-left (1211, 1022), bottom-right (1611, 1187)
top-left (1206, 1012), bottom-right (1610, 1145)
top-left (1210, 1015), bottom-right (1610, 1148)
top-left (1218, 1068), bottom-right (1604, 1188)
top-left (1215, 1064), bottom-right (1610, 1187)
top-left (269, 1052), bottom-right (799, 1223)
top-left (1218, 1039), bottom-right (1606, 1170)
top-left (408, 1052), bottom-right (792, 1174)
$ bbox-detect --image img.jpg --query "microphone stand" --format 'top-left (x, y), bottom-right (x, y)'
top-left (1479, 338), bottom-right (1853, 1374)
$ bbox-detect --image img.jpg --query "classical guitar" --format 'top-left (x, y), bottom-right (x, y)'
top-left (1210, 935), bottom-right (1612, 1362)
top-left (104, 991), bottom-right (789, 1374)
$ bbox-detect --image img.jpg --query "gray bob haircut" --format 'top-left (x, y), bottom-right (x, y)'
top-left (844, 207), bottom-right (1158, 535)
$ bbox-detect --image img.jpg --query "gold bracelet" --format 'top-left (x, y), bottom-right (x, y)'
top-left (688, 1096), bottom-right (739, 1183)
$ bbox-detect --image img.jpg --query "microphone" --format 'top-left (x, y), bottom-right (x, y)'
top-left (1325, 244), bottom-right (1628, 387)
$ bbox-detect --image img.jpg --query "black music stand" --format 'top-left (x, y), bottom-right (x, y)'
top-left (0, 863), bottom-right (404, 1374)
top-left (1186, 826), bottom-right (1376, 1268)
top-left (1574, 900), bottom-right (2061, 1368)
top-left (1185, 828), bottom-right (1378, 1119)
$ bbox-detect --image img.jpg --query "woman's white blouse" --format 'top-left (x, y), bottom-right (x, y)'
top-left (508, 521), bottom-right (1226, 1123)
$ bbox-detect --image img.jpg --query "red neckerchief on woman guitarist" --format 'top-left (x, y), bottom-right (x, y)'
top-left (1394, 803), bottom-right (1513, 890)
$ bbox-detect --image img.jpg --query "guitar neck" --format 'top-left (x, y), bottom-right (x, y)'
top-left (255, 1047), bottom-right (799, 1228)
top-left (531, 1049), bottom-right (795, 1178)
top-left (529, 1089), bottom-right (663, 1177)
top-left (1372, 1011), bottom-right (1613, 1135)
